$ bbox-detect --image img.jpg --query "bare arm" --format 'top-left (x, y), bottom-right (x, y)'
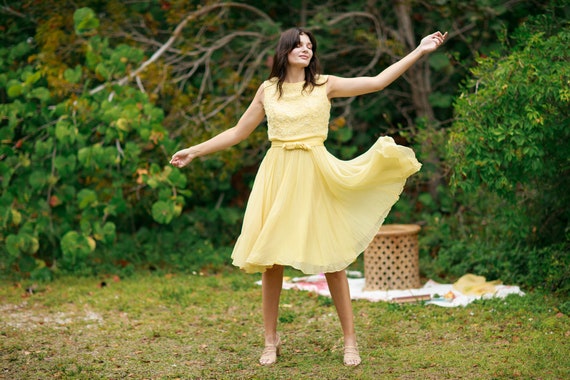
top-left (327, 31), bottom-right (447, 99)
top-left (170, 84), bottom-right (266, 168)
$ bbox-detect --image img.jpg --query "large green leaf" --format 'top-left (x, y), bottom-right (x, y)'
top-left (5, 235), bottom-right (21, 258)
top-left (22, 70), bottom-right (41, 85)
top-left (95, 63), bottom-right (112, 80)
top-left (64, 65), bottom-right (82, 84)
top-left (28, 170), bottom-right (48, 190)
top-left (73, 7), bottom-right (100, 36)
top-left (5, 233), bottom-right (39, 256)
top-left (167, 168), bottom-right (187, 188)
top-left (54, 155), bottom-right (77, 176)
top-left (34, 138), bottom-right (54, 157)
top-left (8, 41), bottom-right (31, 61)
top-left (77, 188), bottom-right (98, 209)
top-left (151, 200), bottom-right (177, 224)
top-left (93, 221), bottom-right (116, 244)
top-left (61, 231), bottom-right (93, 264)
top-left (55, 118), bottom-right (77, 144)
top-left (7, 82), bottom-right (23, 98)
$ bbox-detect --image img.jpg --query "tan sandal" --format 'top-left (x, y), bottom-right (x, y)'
top-left (259, 335), bottom-right (281, 366)
top-left (343, 345), bottom-right (361, 366)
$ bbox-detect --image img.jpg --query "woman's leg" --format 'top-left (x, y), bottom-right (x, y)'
top-left (260, 265), bottom-right (284, 365)
top-left (325, 270), bottom-right (361, 366)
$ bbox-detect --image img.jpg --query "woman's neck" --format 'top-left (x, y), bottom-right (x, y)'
top-left (284, 67), bottom-right (305, 83)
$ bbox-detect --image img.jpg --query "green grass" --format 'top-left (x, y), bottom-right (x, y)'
top-left (1, 269), bottom-right (569, 379)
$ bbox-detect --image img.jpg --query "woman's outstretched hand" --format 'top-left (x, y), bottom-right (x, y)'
top-left (170, 148), bottom-right (195, 168)
top-left (418, 31), bottom-right (448, 55)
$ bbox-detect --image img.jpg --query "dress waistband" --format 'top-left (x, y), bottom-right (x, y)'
top-left (271, 137), bottom-right (325, 151)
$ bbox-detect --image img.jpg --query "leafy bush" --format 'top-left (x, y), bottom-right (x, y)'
top-left (0, 8), bottom-right (187, 277)
top-left (443, 15), bottom-right (569, 294)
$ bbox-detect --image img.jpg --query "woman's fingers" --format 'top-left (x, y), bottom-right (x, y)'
top-left (170, 152), bottom-right (188, 167)
top-left (420, 31), bottom-right (447, 52)
top-left (433, 31), bottom-right (448, 45)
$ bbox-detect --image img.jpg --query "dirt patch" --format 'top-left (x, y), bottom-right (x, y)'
top-left (0, 302), bottom-right (103, 331)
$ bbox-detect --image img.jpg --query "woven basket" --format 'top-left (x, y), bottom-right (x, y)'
top-left (363, 224), bottom-right (421, 291)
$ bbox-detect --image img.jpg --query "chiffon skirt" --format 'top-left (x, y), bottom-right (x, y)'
top-left (231, 135), bottom-right (421, 274)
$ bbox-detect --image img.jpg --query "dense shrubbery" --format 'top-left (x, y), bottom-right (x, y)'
top-left (0, 8), bottom-right (192, 279)
top-left (434, 14), bottom-right (569, 295)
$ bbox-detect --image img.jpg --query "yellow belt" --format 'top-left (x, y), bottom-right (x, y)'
top-left (271, 137), bottom-right (325, 151)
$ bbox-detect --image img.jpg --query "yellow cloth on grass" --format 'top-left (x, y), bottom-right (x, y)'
top-left (231, 76), bottom-right (421, 274)
top-left (453, 274), bottom-right (502, 296)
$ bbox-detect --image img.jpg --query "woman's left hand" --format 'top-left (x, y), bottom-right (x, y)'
top-left (418, 31), bottom-right (448, 55)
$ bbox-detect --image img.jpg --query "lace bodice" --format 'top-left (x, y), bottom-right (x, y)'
top-left (263, 75), bottom-right (331, 141)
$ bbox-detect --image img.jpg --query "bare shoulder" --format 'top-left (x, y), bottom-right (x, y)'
top-left (316, 74), bottom-right (330, 84)
top-left (252, 82), bottom-right (266, 104)
top-left (325, 75), bottom-right (345, 98)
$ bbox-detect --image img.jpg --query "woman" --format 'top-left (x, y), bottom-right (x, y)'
top-left (170, 27), bottom-right (447, 366)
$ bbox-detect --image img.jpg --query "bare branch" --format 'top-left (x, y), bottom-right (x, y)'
top-left (135, 75), bottom-right (146, 93)
top-left (1, 5), bottom-right (27, 19)
top-left (394, 0), bottom-right (415, 49)
top-left (330, 11), bottom-right (392, 76)
top-left (202, 45), bottom-right (272, 121)
top-left (89, 2), bottom-right (275, 96)
top-left (449, 21), bottom-right (477, 41)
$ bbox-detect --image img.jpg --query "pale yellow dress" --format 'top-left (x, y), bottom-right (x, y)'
top-left (231, 75), bottom-right (421, 274)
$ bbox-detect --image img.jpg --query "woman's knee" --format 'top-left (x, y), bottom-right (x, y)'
top-left (325, 270), bottom-right (346, 281)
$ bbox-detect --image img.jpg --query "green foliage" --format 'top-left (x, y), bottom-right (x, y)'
top-left (102, 217), bottom-right (233, 275)
top-left (443, 15), bottom-right (570, 294)
top-left (449, 29), bottom-right (570, 206)
top-left (523, 240), bottom-right (570, 296)
top-left (560, 301), bottom-right (570, 316)
top-left (73, 7), bottom-right (99, 36)
top-left (0, 8), bottom-right (188, 277)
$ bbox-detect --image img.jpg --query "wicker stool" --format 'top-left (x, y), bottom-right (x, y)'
top-left (363, 224), bottom-right (421, 291)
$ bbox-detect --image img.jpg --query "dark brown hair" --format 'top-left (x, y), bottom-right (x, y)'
top-left (268, 28), bottom-right (324, 97)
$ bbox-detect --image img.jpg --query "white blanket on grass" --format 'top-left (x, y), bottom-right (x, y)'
top-left (257, 273), bottom-right (525, 307)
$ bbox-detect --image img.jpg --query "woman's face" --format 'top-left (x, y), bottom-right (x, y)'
top-left (287, 33), bottom-right (313, 69)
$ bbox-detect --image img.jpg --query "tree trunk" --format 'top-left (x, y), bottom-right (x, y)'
top-left (300, 0), bottom-right (307, 27)
top-left (395, 0), bottom-right (441, 201)
top-left (394, 0), bottom-right (434, 121)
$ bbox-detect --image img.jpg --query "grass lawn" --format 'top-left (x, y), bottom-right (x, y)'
top-left (1, 268), bottom-right (569, 379)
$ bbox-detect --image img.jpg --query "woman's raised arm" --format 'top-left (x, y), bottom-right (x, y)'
top-left (170, 84), bottom-right (266, 168)
top-left (327, 31), bottom-right (447, 99)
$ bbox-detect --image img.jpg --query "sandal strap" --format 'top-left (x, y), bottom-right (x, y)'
top-left (344, 346), bottom-right (359, 354)
top-left (344, 345), bottom-right (361, 366)
top-left (262, 344), bottom-right (278, 354)
top-left (259, 336), bottom-right (281, 365)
